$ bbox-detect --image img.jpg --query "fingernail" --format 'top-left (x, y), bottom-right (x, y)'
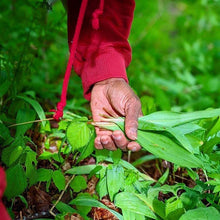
top-left (95, 138), bottom-right (101, 145)
top-left (129, 128), bottom-right (137, 140)
top-left (131, 147), bottom-right (137, 152)
top-left (112, 134), bottom-right (121, 141)
top-left (102, 138), bottom-right (108, 145)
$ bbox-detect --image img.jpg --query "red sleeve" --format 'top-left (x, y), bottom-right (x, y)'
top-left (67, 0), bottom-right (135, 100)
top-left (0, 167), bottom-right (11, 220)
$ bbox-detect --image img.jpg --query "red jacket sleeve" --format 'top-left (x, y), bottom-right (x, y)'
top-left (67, 0), bottom-right (135, 100)
top-left (0, 167), bottom-right (11, 220)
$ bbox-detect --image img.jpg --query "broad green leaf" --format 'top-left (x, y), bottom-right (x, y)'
top-left (67, 121), bottom-right (91, 150)
top-left (136, 188), bottom-right (166, 219)
top-left (180, 191), bottom-right (200, 210)
top-left (36, 168), bottom-right (53, 182)
top-left (0, 79), bottom-right (11, 98)
top-left (138, 119), bottom-right (205, 153)
top-left (165, 197), bottom-right (184, 220)
top-left (66, 165), bottom-right (98, 175)
top-left (107, 164), bottom-right (124, 201)
top-left (76, 130), bottom-right (95, 163)
top-left (110, 149), bottom-right (122, 164)
top-left (132, 154), bottom-right (158, 167)
top-left (55, 201), bottom-right (78, 214)
top-left (122, 210), bottom-right (146, 220)
top-left (96, 176), bottom-right (108, 199)
top-left (15, 108), bottom-right (36, 137)
top-left (0, 123), bottom-right (13, 145)
top-left (179, 207), bottom-right (220, 220)
top-left (95, 149), bottom-right (111, 163)
top-left (119, 159), bottom-right (155, 182)
top-left (88, 165), bottom-right (103, 179)
top-left (158, 168), bottom-right (169, 184)
top-left (52, 170), bottom-right (66, 191)
top-left (139, 109), bottom-right (220, 127)
top-left (1, 137), bottom-right (25, 166)
top-left (34, 168), bottom-right (53, 192)
top-left (122, 210), bottom-right (136, 220)
top-left (17, 95), bottom-right (46, 126)
top-left (69, 193), bottom-right (123, 220)
top-left (137, 130), bottom-right (203, 168)
top-left (25, 150), bottom-right (37, 178)
top-left (202, 117), bottom-right (220, 153)
top-left (186, 168), bottom-right (199, 181)
top-left (38, 151), bottom-right (64, 163)
top-left (5, 164), bottom-right (27, 200)
top-left (9, 145), bottom-right (23, 166)
top-left (140, 95), bottom-right (156, 115)
top-left (58, 120), bottom-right (69, 131)
top-left (70, 175), bottom-right (87, 192)
top-left (115, 192), bottom-right (157, 219)
top-left (213, 185), bottom-right (220, 193)
top-left (18, 195), bottom-right (28, 208)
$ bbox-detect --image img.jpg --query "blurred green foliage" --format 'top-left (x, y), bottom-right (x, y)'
top-left (129, 0), bottom-right (220, 112)
top-left (0, 0), bottom-right (219, 118)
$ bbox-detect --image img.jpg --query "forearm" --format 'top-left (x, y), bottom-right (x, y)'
top-left (67, 0), bottom-right (135, 100)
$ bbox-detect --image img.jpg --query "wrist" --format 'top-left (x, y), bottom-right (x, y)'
top-left (94, 77), bottom-right (126, 86)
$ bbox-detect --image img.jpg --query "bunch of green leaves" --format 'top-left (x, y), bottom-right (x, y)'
top-left (93, 108), bottom-right (220, 168)
top-left (64, 147), bottom-right (220, 220)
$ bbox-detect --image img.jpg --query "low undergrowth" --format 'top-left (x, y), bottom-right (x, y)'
top-left (1, 108), bottom-right (220, 219)
top-left (1, 0), bottom-right (220, 219)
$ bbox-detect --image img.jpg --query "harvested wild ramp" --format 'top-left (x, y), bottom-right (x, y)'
top-left (93, 108), bottom-right (220, 168)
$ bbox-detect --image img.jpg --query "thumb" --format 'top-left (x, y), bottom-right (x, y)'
top-left (124, 97), bottom-right (141, 140)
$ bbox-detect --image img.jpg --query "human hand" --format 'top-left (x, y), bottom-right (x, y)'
top-left (90, 78), bottom-right (142, 151)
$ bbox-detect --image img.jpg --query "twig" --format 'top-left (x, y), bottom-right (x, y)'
top-left (19, 211), bottom-right (23, 220)
top-left (49, 174), bottom-right (75, 217)
top-left (8, 118), bottom-right (54, 127)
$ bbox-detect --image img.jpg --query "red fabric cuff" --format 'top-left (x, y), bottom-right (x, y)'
top-left (79, 47), bottom-right (129, 100)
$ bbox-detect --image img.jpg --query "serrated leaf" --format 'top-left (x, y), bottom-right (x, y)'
top-left (36, 168), bottom-right (53, 182)
top-left (52, 170), bottom-right (66, 191)
top-left (5, 164), bottom-right (27, 200)
top-left (9, 145), bottom-right (23, 166)
top-left (67, 121), bottom-right (91, 150)
top-left (70, 175), bottom-right (87, 192)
